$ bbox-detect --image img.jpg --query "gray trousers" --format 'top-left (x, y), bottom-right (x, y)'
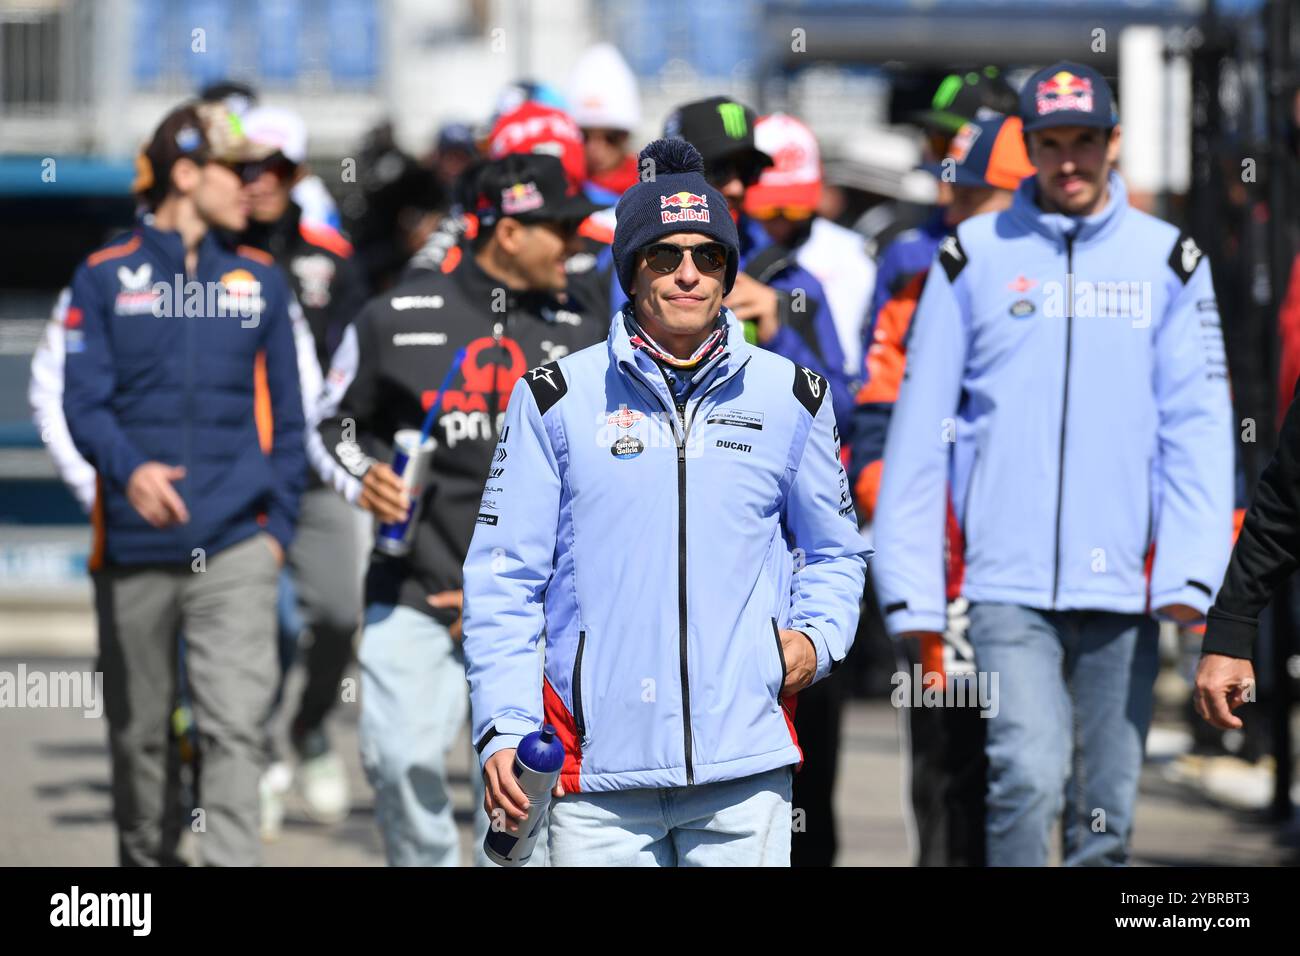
top-left (282, 487), bottom-right (363, 743)
top-left (95, 533), bottom-right (279, 866)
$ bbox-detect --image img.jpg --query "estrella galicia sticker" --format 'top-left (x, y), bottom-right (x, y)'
top-left (610, 435), bottom-right (644, 460)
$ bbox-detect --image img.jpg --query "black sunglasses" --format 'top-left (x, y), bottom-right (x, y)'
top-left (641, 241), bottom-right (729, 275)
top-left (209, 159), bottom-right (264, 184)
top-left (583, 128), bottom-right (629, 147)
top-left (706, 156), bottom-right (765, 188)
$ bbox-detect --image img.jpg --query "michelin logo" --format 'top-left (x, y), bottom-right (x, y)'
top-left (393, 332), bottom-right (449, 347)
top-left (390, 295), bottom-right (445, 311)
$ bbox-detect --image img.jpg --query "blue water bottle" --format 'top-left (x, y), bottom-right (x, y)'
top-left (483, 725), bottom-right (566, 867)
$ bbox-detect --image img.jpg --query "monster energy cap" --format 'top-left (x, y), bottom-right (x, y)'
top-left (914, 67), bottom-right (1020, 135)
top-left (662, 96), bottom-right (774, 171)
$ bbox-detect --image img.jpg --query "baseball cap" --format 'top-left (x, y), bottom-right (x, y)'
top-left (474, 153), bottom-right (604, 231)
top-left (1020, 61), bottom-right (1119, 132)
top-left (663, 96), bottom-right (773, 173)
top-left (198, 79), bottom-right (258, 117)
top-left (132, 101), bottom-right (275, 202)
top-left (487, 101), bottom-right (588, 191)
top-left (915, 67), bottom-right (1019, 134)
top-left (436, 122), bottom-right (477, 155)
top-left (242, 105), bottom-right (308, 166)
top-left (922, 114), bottom-right (1035, 191)
top-left (744, 113), bottom-right (822, 213)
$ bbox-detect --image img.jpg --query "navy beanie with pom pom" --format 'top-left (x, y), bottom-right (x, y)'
top-left (612, 139), bottom-right (740, 296)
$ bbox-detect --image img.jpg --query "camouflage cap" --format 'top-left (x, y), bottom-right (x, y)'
top-left (132, 101), bottom-right (275, 200)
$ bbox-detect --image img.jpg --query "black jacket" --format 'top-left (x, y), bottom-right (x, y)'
top-left (1204, 394), bottom-right (1300, 659)
top-left (240, 202), bottom-right (368, 372)
top-left (318, 249), bottom-right (606, 623)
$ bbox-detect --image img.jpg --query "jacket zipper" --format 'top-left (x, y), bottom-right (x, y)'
top-left (1051, 234), bottom-right (1076, 607)
top-left (183, 247), bottom-right (196, 555)
top-left (962, 447), bottom-right (980, 537)
top-left (771, 617), bottom-right (788, 695)
top-left (490, 305), bottom-right (508, 435)
top-left (624, 355), bottom-right (749, 786)
top-left (572, 630), bottom-right (587, 741)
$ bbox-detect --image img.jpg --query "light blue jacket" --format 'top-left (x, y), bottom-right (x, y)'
top-left (462, 309), bottom-right (870, 793)
top-left (874, 172), bottom-right (1233, 635)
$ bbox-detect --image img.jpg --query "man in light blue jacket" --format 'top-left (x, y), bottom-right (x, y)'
top-left (873, 62), bottom-right (1233, 866)
top-left (462, 138), bottom-right (869, 866)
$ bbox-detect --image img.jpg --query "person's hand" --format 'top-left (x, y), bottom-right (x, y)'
top-left (427, 589), bottom-right (463, 640)
top-left (724, 272), bottom-right (781, 343)
top-left (898, 631), bottom-right (946, 688)
top-left (1194, 653), bottom-right (1256, 730)
top-left (262, 534), bottom-right (284, 567)
top-left (1158, 603), bottom-right (1202, 624)
top-left (126, 462), bottom-right (190, 528)
top-left (778, 629), bottom-right (817, 697)
top-left (359, 461), bottom-right (409, 523)
top-left (483, 749), bottom-right (565, 834)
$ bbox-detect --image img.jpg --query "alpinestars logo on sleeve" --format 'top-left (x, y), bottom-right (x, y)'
top-left (528, 365), bottom-right (559, 388)
top-left (1180, 238), bottom-right (1202, 275)
top-left (802, 367), bottom-right (823, 398)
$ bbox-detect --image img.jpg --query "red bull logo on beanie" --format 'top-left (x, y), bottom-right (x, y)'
top-left (1035, 71), bottom-right (1094, 117)
top-left (660, 190), bottom-right (710, 224)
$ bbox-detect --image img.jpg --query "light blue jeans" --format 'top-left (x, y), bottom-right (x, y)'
top-left (967, 603), bottom-right (1159, 867)
top-left (548, 766), bottom-right (794, 866)
top-left (357, 603), bottom-right (548, 867)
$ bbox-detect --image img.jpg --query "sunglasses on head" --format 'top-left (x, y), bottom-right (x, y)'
top-left (706, 157), bottom-right (765, 188)
top-left (641, 241), bottom-right (729, 275)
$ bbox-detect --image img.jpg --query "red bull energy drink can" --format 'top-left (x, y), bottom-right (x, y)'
top-left (374, 429), bottom-right (437, 558)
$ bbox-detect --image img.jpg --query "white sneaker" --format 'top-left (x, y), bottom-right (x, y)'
top-left (260, 761), bottom-right (293, 841)
top-left (297, 751), bottom-right (350, 824)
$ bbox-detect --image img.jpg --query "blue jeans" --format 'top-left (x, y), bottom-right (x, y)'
top-left (967, 603), bottom-right (1159, 866)
top-left (358, 603), bottom-right (549, 867)
top-left (548, 766), bottom-right (793, 866)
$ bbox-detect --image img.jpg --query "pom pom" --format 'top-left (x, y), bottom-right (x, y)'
top-left (637, 138), bottom-right (704, 175)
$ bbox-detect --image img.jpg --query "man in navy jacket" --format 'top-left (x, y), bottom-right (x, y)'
top-left (63, 101), bottom-right (307, 866)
